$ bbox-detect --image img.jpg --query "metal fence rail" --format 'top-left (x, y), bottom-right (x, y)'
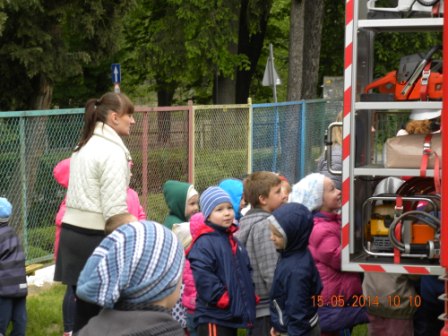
top-left (0, 99), bottom-right (341, 264)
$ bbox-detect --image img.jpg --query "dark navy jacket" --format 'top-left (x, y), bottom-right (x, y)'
top-left (270, 203), bottom-right (322, 336)
top-left (0, 222), bottom-right (27, 298)
top-left (187, 218), bottom-right (256, 329)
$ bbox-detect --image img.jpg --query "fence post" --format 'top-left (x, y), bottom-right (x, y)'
top-left (299, 101), bottom-right (307, 179)
top-left (141, 110), bottom-right (149, 210)
top-left (247, 98), bottom-right (253, 174)
top-left (19, 117), bottom-right (28, 256)
top-left (188, 100), bottom-right (195, 185)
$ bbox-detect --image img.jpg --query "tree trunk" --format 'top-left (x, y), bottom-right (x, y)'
top-left (213, 74), bottom-right (236, 104)
top-left (235, 0), bottom-right (273, 104)
top-left (285, 0), bottom-right (325, 181)
top-left (287, 0), bottom-right (325, 100)
top-left (156, 80), bottom-right (175, 144)
top-left (8, 74), bottom-right (52, 240)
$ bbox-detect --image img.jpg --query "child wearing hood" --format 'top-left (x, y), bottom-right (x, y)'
top-left (290, 173), bottom-right (368, 335)
top-left (268, 202), bottom-right (322, 336)
top-left (163, 180), bottom-right (199, 230)
top-left (218, 178), bottom-right (245, 224)
top-left (163, 180), bottom-right (199, 333)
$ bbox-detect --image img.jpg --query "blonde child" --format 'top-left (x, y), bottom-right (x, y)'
top-left (188, 187), bottom-right (256, 336)
top-left (104, 213), bottom-right (137, 235)
top-left (290, 173), bottom-right (368, 335)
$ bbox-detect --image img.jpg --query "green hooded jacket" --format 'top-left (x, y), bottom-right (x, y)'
top-left (163, 180), bottom-right (192, 229)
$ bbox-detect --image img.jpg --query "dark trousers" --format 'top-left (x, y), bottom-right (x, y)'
top-left (73, 286), bottom-right (102, 332)
top-left (248, 316), bottom-right (271, 336)
top-left (197, 323), bottom-right (237, 336)
top-left (63, 285), bottom-right (76, 332)
top-left (0, 296), bottom-right (27, 336)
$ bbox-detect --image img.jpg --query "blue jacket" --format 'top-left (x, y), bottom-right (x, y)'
top-left (270, 203), bottom-right (322, 336)
top-left (0, 222), bottom-right (27, 298)
top-left (187, 218), bottom-right (256, 329)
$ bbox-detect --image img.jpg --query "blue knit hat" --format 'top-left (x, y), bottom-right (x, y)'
top-left (289, 173), bottom-right (326, 211)
top-left (200, 186), bottom-right (233, 220)
top-left (76, 220), bottom-right (184, 309)
top-left (0, 197), bottom-right (12, 223)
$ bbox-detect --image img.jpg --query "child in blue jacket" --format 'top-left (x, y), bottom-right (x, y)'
top-left (268, 203), bottom-right (322, 336)
top-left (187, 186), bottom-right (256, 336)
top-left (0, 198), bottom-right (27, 336)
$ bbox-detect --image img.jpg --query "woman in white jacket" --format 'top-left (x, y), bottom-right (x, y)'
top-left (54, 92), bottom-right (135, 332)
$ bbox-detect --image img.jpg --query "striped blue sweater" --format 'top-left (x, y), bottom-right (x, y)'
top-left (0, 223), bottom-right (27, 298)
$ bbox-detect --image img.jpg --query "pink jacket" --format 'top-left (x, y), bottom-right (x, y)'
top-left (308, 211), bottom-right (362, 303)
top-left (182, 212), bottom-right (204, 312)
top-left (53, 159), bottom-right (71, 259)
top-left (126, 188), bottom-right (146, 221)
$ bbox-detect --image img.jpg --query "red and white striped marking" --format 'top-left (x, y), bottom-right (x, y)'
top-left (341, 0), bottom-right (354, 267)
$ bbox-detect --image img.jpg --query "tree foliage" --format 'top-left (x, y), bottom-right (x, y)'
top-left (0, 0), bottom-right (134, 110)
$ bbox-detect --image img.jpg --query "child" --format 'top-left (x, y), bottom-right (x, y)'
top-left (172, 221), bottom-right (195, 336)
top-left (0, 197), bottom-right (27, 336)
top-left (76, 220), bottom-right (185, 335)
top-left (218, 178), bottom-right (245, 224)
top-left (291, 173), bottom-right (368, 335)
top-left (163, 180), bottom-right (199, 333)
top-left (178, 214), bottom-right (204, 336)
top-left (268, 202), bottom-right (322, 336)
top-left (53, 158), bottom-right (76, 336)
top-left (234, 171), bottom-right (284, 336)
top-left (104, 213), bottom-right (137, 235)
top-left (187, 186), bottom-right (256, 336)
top-left (163, 180), bottom-right (199, 230)
top-left (277, 174), bottom-right (291, 203)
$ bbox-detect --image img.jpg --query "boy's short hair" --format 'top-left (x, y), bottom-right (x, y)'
top-left (244, 171), bottom-right (281, 208)
top-left (105, 213), bottom-right (137, 235)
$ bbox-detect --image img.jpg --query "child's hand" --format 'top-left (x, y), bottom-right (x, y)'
top-left (270, 327), bottom-right (281, 336)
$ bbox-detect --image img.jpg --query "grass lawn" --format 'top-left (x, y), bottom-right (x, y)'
top-left (24, 283), bottom-right (368, 336)
top-left (25, 283), bottom-right (66, 336)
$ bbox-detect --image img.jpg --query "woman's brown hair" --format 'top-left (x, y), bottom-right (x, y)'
top-left (75, 92), bottom-right (134, 152)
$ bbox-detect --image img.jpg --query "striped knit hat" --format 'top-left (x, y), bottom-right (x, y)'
top-left (76, 220), bottom-right (184, 309)
top-left (200, 186), bottom-right (232, 220)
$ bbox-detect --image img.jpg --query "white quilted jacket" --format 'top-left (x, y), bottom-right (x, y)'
top-left (63, 122), bottom-right (132, 231)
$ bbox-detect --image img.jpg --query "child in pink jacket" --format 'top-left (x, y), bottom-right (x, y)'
top-left (53, 158), bottom-right (146, 336)
top-left (181, 213), bottom-right (205, 336)
top-left (290, 173), bottom-right (368, 336)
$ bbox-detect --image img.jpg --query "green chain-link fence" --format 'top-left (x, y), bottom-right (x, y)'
top-left (0, 99), bottom-right (342, 264)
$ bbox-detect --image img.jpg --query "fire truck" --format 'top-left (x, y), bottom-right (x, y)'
top-left (338, 0), bottom-right (448, 333)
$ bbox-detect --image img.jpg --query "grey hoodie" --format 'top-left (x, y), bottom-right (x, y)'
top-left (235, 208), bottom-right (279, 318)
